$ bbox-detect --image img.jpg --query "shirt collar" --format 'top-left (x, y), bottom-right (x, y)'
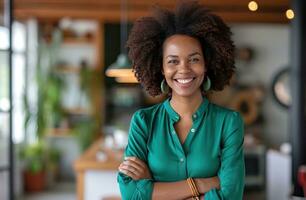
top-left (163, 97), bottom-right (209, 122)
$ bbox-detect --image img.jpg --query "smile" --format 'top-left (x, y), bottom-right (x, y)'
top-left (176, 78), bottom-right (194, 84)
top-left (173, 78), bottom-right (196, 88)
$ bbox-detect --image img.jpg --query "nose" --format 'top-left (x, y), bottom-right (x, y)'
top-left (177, 60), bottom-right (191, 73)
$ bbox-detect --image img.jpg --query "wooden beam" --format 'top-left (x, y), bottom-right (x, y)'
top-left (12, 0), bottom-right (291, 23)
top-left (13, 0), bottom-right (290, 8)
top-left (14, 8), bottom-right (290, 23)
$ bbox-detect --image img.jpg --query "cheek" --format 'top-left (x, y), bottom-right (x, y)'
top-left (195, 65), bottom-right (206, 76)
top-left (162, 66), bottom-right (173, 78)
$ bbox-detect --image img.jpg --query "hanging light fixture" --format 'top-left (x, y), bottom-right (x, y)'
top-left (105, 0), bottom-right (137, 83)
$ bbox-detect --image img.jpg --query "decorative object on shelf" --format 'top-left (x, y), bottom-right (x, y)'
top-left (235, 46), bottom-right (254, 62)
top-left (271, 67), bottom-right (291, 108)
top-left (230, 90), bottom-right (258, 125)
top-left (105, 0), bottom-right (135, 83)
top-left (228, 85), bottom-right (265, 126)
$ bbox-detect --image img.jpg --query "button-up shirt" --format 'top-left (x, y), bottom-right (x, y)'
top-left (117, 97), bottom-right (245, 200)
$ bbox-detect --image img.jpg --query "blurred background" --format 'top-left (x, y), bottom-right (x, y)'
top-left (0, 0), bottom-right (305, 200)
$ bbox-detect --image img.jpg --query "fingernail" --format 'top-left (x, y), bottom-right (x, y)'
top-left (124, 157), bottom-right (130, 160)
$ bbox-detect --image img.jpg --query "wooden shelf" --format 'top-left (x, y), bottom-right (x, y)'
top-left (64, 107), bottom-right (91, 115)
top-left (46, 128), bottom-right (73, 138)
top-left (63, 37), bottom-right (95, 45)
top-left (54, 65), bottom-right (80, 74)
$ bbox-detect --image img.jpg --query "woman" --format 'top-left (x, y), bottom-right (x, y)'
top-left (117, 1), bottom-right (245, 199)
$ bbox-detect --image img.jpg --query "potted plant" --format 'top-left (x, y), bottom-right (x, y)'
top-left (19, 142), bottom-right (47, 192)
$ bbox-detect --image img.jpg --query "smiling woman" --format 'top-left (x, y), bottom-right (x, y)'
top-left (162, 35), bottom-right (205, 99)
top-left (117, 1), bottom-right (244, 200)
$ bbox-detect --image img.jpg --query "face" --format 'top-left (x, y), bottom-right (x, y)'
top-left (162, 34), bottom-right (206, 98)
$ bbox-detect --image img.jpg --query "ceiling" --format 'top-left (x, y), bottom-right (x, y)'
top-left (0, 0), bottom-right (291, 23)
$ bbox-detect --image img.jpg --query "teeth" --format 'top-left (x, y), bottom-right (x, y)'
top-left (176, 78), bottom-right (193, 84)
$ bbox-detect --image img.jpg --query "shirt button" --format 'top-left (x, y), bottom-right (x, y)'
top-left (180, 158), bottom-right (184, 162)
top-left (191, 128), bottom-right (196, 133)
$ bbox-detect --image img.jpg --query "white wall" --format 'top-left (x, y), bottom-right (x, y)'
top-left (231, 24), bottom-right (290, 148)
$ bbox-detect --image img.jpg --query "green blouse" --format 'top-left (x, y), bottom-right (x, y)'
top-left (117, 98), bottom-right (245, 200)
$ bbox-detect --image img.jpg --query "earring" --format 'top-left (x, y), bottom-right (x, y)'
top-left (203, 76), bottom-right (211, 92)
top-left (161, 79), bottom-right (169, 94)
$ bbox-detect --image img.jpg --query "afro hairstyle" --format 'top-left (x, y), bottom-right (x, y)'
top-left (127, 0), bottom-right (235, 97)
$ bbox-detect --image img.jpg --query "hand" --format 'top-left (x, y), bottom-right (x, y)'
top-left (118, 156), bottom-right (152, 180)
top-left (195, 177), bottom-right (220, 194)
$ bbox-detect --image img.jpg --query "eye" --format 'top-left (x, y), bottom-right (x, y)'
top-left (167, 59), bottom-right (179, 64)
top-left (189, 57), bottom-right (200, 63)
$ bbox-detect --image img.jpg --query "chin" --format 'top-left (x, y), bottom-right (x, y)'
top-left (172, 89), bottom-right (202, 98)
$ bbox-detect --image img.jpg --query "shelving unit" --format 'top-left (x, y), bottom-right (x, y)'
top-left (40, 20), bottom-right (104, 138)
top-left (38, 20), bottom-right (105, 180)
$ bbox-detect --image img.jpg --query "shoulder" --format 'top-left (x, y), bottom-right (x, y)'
top-left (207, 102), bottom-right (244, 127)
top-left (131, 102), bottom-right (164, 125)
top-left (208, 102), bottom-right (242, 119)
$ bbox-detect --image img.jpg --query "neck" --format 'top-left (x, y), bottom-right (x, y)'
top-left (170, 91), bottom-right (203, 118)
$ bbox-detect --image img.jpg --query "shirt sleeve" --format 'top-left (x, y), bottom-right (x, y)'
top-left (204, 111), bottom-right (245, 200)
top-left (117, 110), bottom-right (154, 200)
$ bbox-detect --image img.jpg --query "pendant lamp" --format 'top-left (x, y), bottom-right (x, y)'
top-left (105, 0), bottom-right (137, 83)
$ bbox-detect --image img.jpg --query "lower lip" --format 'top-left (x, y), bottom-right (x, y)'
top-left (174, 79), bottom-right (195, 89)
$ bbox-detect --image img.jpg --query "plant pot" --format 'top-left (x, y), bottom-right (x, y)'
top-left (23, 170), bottom-right (45, 192)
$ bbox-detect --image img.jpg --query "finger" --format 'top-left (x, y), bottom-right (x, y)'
top-left (119, 167), bottom-right (142, 180)
top-left (118, 168), bottom-right (138, 180)
top-left (120, 163), bottom-right (142, 177)
top-left (123, 160), bottom-right (143, 172)
top-left (125, 157), bottom-right (147, 169)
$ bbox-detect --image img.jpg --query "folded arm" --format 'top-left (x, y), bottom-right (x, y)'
top-left (117, 111), bottom-right (228, 200)
top-left (119, 156), bottom-right (220, 200)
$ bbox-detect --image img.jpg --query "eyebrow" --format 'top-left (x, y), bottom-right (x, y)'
top-left (188, 52), bottom-right (201, 57)
top-left (165, 52), bottom-right (201, 59)
top-left (166, 55), bottom-right (178, 59)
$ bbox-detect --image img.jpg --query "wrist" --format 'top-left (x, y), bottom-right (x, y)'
top-left (194, 178), bottom-right (205, 194)
top-left (194, 177), bottom-right (219, 194)
top-left (212, 176), bottom-right (220, 190)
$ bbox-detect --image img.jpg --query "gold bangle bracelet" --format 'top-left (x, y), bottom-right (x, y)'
top-left (187, 178), bottom-right (200, 198)
top-left (189, 178), bottom-right (200, 196)
top-left (187, 178), bottom-right (196, 197)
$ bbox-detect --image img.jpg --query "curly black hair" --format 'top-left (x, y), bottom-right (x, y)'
top-left (127, 0), bottom-right (235, 97)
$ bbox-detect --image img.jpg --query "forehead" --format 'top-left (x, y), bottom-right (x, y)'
top-left (163, 34), bottom-right (203, 56)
